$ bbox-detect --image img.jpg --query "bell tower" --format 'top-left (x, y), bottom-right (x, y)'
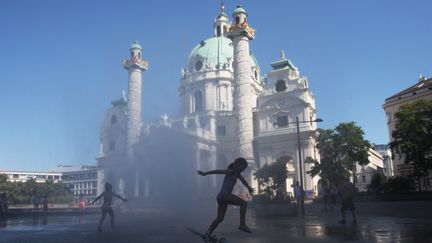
top-left (214, 3), bottom-right (230, 37)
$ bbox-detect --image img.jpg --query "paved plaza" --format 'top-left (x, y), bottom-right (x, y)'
top-left (0, 201), bottom-right (431, 243)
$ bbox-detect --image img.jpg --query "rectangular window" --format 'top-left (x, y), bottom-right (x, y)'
top-left (276, 116), bottom-right (288, 127)
top-left (12, 174), bottom-right (19, 179)
top-left (217, 125), bottom-right (226, 136)
top-left (362, 175), bottom-right (366, 183)
top-left (54, 176), bottom-right (60, 180)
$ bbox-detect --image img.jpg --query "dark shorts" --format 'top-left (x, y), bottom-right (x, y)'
top-left (217, 192), bottom-right (228, 204)
top-left (101, 205), bottom-right (114, 215)
top-left (341, 197), bottom-right (355, 211)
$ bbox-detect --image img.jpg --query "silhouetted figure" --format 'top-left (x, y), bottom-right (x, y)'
top-left (329, 185), bottom-right (337, 210)
top-left (43, 195), bottom-right (49, 212)
top-left (33, 196), bottom-right (40, 211)
top-left (337, 178), bottom-right (357, 224)
top-left (91, 182), bottom-right (128, 232)
top-left (197, 157), bottom-right (255, 241)
top-left (293, 181), bottom-right (303, 209)
top-left (79, 194), bottom-right (86, 209)
top-left (0, 192), bottom-right (9, 215)
top-left (322, 184), bottom-right (331, 211)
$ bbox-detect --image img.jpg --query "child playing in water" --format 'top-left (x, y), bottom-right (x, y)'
top-left (197, 157), bottom-right (255, 241)
top-left (91, 182), bottom-right (128, 232)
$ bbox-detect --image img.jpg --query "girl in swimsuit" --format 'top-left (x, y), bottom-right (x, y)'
top-left (197, 157), bottom-right (255, 240)
top-left (91, 182), bottom-right (128, 232)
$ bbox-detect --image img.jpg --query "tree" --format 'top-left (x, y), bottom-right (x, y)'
top-left (367, 172), bottom-right (386, 194)
top-left (254, 157), bottom-right (289, 199)
top-left (0, 174), bottom-right (8, 184)
top-left (389, 99), bottom-right (432, 191)
top-left (0, 175), bottom-right (72, 205)
top-left (382, 176), bottom-right (414, 193)
top-left (307, 122), bottom-right (371, 186)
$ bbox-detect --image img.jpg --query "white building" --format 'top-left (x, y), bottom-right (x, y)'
top-left (97, 5), bottom-right (320, 200)
top-left (0, 170), bottom-right (62, 183)
top-left (383, 75), bottom-right (432, 190)
top-left (0, 165), bottom-right (102, 203)
top-left (354, 148), bottom-right (384, 192)
top-left (62, 165), bottom-right (102, 203)
top-left (374, 144), bottom-right (394, 178)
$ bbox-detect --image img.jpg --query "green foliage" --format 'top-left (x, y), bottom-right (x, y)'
top-left (0, 175), bottom-right (73, 205)
top-left (382, 176), bottom-right (414, 193)
top-left (254, 157), bottom-right (289, 198)
top-left (367, 173), bottom-right (386, 194)
top-left (307, 122), bottom-right (371, 185)
top-left (0, 174), bottom-right (8, 184)
top-left (389, 99), bottom-right (432, 190)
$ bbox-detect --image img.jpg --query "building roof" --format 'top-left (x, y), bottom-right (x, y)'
top-left (233, 5), bottom-right (247, 16)
top-left (217, 11), bottom-right (228, 20)
top-left (111, 96), bottom-right (127, 106)
top-left (130, 41), bottom-right (142, 50)
top-left (270, 58), bottom-right (297, 71)
top-left (186, 36), bottom-right (259, 72)
top-left (385, 76), bottom-right (432, 101)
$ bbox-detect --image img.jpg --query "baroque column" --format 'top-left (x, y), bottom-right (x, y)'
top-left (226, 5), bottom-right (256, 164)
top-left (123, 41), bottom-right (149, 158)
top-left (122, 41), bottom-right (149, 197)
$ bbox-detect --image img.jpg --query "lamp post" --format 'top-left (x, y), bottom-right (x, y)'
top-left (296, 117), bottom-right (323, 217)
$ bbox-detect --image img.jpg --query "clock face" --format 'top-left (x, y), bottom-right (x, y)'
top-left (195, 60), bottom-right (203, 71)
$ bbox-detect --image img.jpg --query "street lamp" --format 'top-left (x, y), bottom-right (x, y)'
top-left (296, 117), bottom-right (323, 217)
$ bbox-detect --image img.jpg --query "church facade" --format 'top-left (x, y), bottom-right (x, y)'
top-left (96, 5), bottom-right (320, 200)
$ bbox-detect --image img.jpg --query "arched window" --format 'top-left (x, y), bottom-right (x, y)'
top-left (110, 115), bottom-right (117, 124)
top-left (138, 52), bottom-right (141, 59)
top-left (223, 25), bottom-right (227, 33)
top-left (194, 91), bottom-right (203, 112)
top-left (195, 60), bottom-right (203, 71)
top-left (217, 26), bottom-right (221, 37)
top-left (275, 80), bottom-right (287, 92)
top-left (236, 16), bottom-right (240, 26)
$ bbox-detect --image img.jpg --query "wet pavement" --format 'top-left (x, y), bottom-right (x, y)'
top-left (0, 202), bottom-right (431, 243)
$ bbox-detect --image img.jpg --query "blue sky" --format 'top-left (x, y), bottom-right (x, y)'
top-left (0, 0), bottom-right (430, 171)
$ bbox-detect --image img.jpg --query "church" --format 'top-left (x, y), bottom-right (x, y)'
top-left (96, 5), bottom-right (320, 201)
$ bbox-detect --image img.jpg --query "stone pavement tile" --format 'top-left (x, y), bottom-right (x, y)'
top-left (1, 204), bottom-right (432, 243)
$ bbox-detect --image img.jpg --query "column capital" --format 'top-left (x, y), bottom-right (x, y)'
top-left (225, 26), bottom-right (255, 40)
top-left (123, 59), bottom-right (149, 71)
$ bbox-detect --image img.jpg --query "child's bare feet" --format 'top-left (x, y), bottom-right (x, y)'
top-left (238, 224), bottom-right (252, 233)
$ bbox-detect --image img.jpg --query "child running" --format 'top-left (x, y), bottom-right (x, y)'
top-left (197, 157), bottom-right (255, 241)
top-left (91, 182), bottom-right (128, 232)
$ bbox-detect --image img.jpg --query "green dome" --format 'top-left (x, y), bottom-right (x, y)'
top-left (217, 12), bottom-right (228, 19)
top-left (186, 36), bottom-right (259, 72)
top-left (130, 41), bottom-right (142, 50)
top-left (233, 5), bottom-right (247, 16)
